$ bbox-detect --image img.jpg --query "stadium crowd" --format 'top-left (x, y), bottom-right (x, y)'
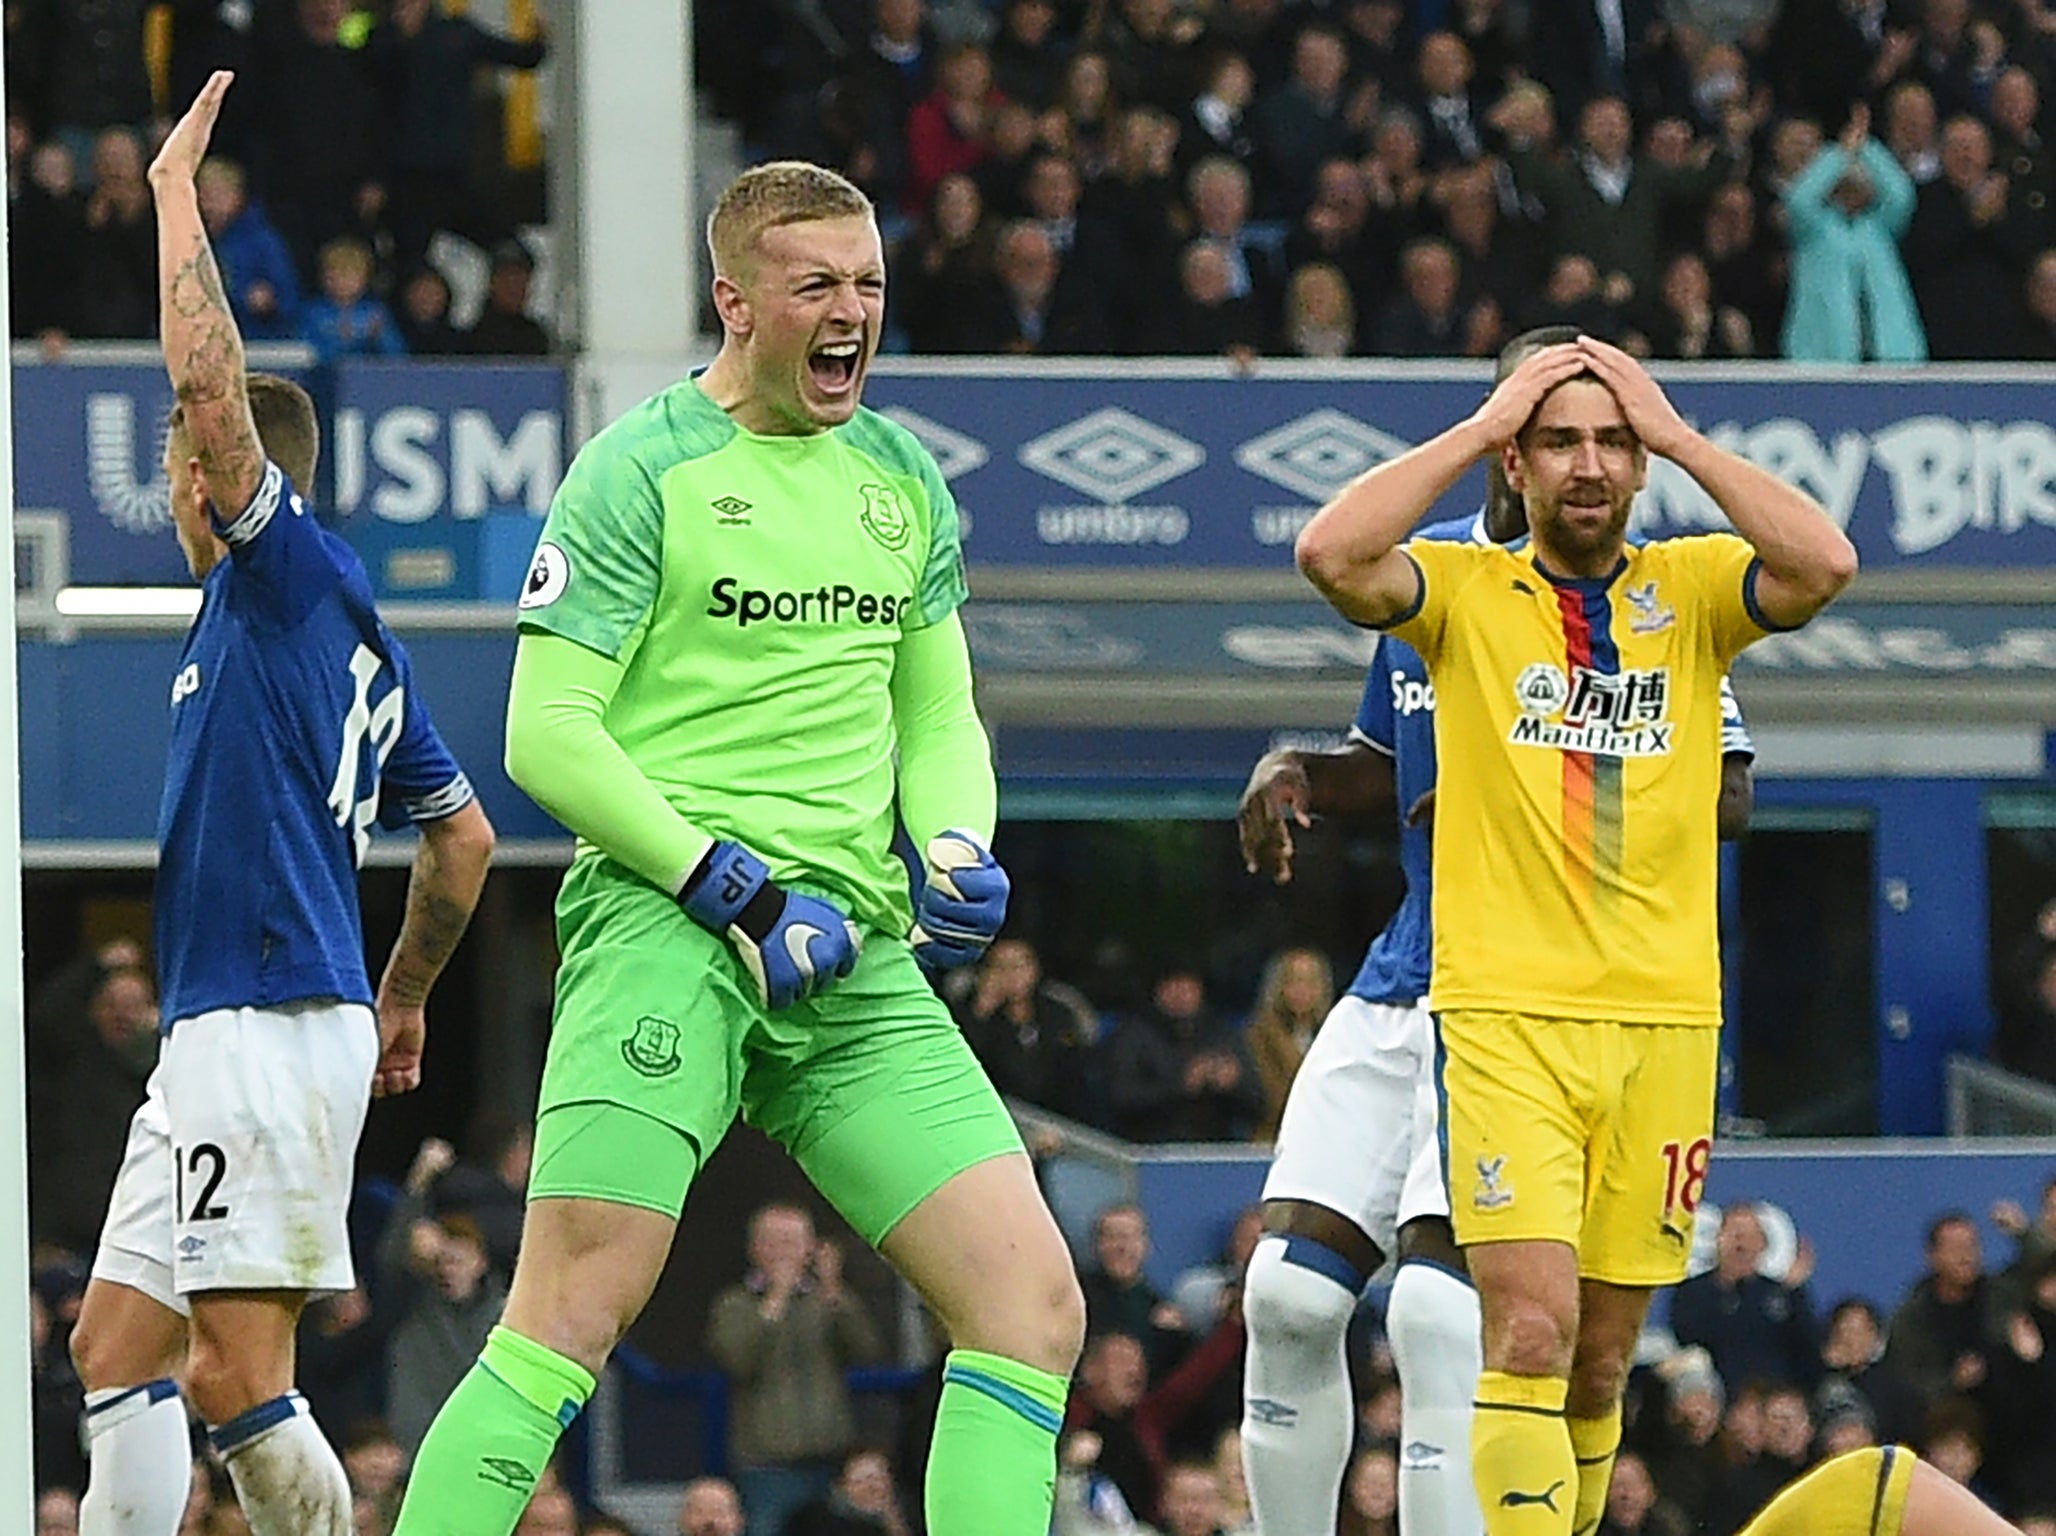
top-left (5, 0), bottom-right (549, 357)
top-left (25, 933), bottom-right (2056, 1536)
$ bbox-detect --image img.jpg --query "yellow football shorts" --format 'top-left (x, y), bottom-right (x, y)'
top-left (1735, 1446), bottom-right (1915, 1536)
top-left (1436, 1011), bottom-right (1719, 1286)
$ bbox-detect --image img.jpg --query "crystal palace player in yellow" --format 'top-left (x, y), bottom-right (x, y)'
top-left (1295, 335), bottom-right (1857, 1536)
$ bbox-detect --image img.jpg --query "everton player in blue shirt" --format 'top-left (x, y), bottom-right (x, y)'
top-left (67, 73), bottom-right (495, 1536)
top-left (1234, 328), bottom-right (1755, 1536)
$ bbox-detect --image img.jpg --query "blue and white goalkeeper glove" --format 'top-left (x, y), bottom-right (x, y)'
top-left (909, 830), bottom-right (1010, 970)
top-left (680, 842), bottom-right (861, 1010)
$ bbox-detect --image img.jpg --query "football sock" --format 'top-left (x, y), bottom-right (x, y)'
top-left (1568, 1405), bottom-right (1623, 1536)
top-left (924, 1349), bottom-right (1068, 1536)
top-left (208, 1391), bottom-right (352, 1536)
top-left (1389, 1260), bottom-right (1486, 1536)
top-left (80, 1379), bottom-right (190, 1536)
top-left (1474, 1371), bottom-right (1574, 1536)
top-left (391, 1326), bottom-right (595, 1536)
top-left (1241, 1233), bottom-right (1365, 1536)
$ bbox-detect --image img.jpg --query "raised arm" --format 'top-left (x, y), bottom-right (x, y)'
top-left (1295, 343), bottom-right (1587, 626)
top-left (1575, 338), bottom-right (1857, 629)
top-left (149, 71), bottom-right (265, 515)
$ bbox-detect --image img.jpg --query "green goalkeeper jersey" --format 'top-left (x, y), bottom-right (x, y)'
top-left (516, 377), bottom-right (969, 934)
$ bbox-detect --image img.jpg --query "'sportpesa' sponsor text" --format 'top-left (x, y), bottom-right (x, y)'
top-left (706, 576), bottom-right (910, 628)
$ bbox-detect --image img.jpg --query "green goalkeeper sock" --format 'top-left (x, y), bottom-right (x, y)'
top-left (392, 1325), bottom-right (595, 1535)
top-left (925, 1348), bottom-right (1068, 1536)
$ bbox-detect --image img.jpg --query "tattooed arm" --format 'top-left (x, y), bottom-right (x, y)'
top-left (149, 71), bottom-right (265, 514)
top-left (372, 799), bottom-right (495, 1098)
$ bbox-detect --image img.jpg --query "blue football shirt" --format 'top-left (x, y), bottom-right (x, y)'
top-left (154, 461), bottom-right (474, 1026)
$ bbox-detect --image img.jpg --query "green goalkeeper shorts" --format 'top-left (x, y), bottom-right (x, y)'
top-left (528, 854), bottom-right (1022, 1245)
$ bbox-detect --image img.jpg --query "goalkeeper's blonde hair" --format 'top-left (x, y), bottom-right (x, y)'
top-left (707, 162), bottom-right (874, 280)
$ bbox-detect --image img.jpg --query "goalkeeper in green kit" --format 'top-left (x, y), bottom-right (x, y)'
top-left (392, 162), bottom-right (1085, 1535)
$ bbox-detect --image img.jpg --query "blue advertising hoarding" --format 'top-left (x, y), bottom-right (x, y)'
top-left (860, 362), bottom-right (2056, 570)
top-left (13, 357), bottom-right (565, 596)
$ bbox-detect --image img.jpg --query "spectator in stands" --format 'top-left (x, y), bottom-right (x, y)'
top-left (1698, 1380), bottom-right (1785, 1536)
top-left (342, 1421), bottom-right (407, 1521)
top-left (1921, 1395), bottom-right (1992, 1496)
top-left (1600, 1450), bottom-right (1690, 1536)
top-left (1102, 0), bottom-right (1203, 116)
top-left (1518, 93), bottom-right (1730, 306)
top-left (1064, 1336), bottom-right (1159, 1522)
top-left (1522, 252), bottom-right (1627, 338)
top-left (1884, 80), bottom-right (1944, 187)
top-left (515, 1481), bottom-right (580, 1536)
top-left (1054, 1426), bottom-right (1146, 1534)
top-left (1989, 68), bottom-right (2054, 255)
top-left (1994, 1183), bottom-right (2056, 1307)
top-left (993, 218), bottom-right (1110, 350)
top-left (365, 0), bottom-right (548, 276)
top-left (460, 238), bottom-right (552, 356)
top-left (1699, 181), bottom-right (1785, 354)
top-left (9, 125), bottom-right (83, 344)
top-left (297, 1281), bottom-right (387, 1444)
top-left (1414, 31), bottom-right (1489, 171)
top-left (991, 0), bottom-right (1067, 110)
top-left (1251, 23), bottom-right (1358, 217)
top-left (1083, 106), bottom-right (1185, 348)
top-left (972, 99), bottom-right (1044, 216)
top-left (1157, 1459), bottom-right (1232, 1536)
top-left (27, 941), bottom-right (156, 1254)
top-left (1179, 52), bottom-right (1259, 188)
top-left (1907, 114), bottom-right (2034, 358)
top-left (953, 935), bottom-right (1101, 1121)
top-left (1362, 108), bottom-right (1432, 251)
top-left (303, 237), bottom-right (406, 362)
top-left (1375, 234), bottom-right (1479, 354)
top-left (1107, 966), bottom-right (1263, 1142)
top-left (907, 42), bottom-right (1003, 215)
top-left (1282, 260), bottom-right (1358, 356)
top-left (1637, 1348), bottom-right (1727, 1529)
top-left (1779, 104), bottom-right (1925, 362)
top-left (1170, 1206), bottom-right (1263, 1333)
top-left (251, 0), bottom-right (389, 279)
top-left (1996, 945), bottom-right (2056, 1082)
top-left (1528, 0), bottom-right (1687, 126)
top-left (198, 158), bottom-right (302, 342)
top-left (75, 126), bottom-right (156, 338)
top-left (1214, 1426), bottom-right (1255, 1535)
top-left (1441, 159), bottom-right (1537, 329)
top-left (1984, 1249), bottom-right (2056, 1516)
top-left (678, 1477), bottom-right (746, 1536)
top-left (1243, 946), bottom-right (1333, 1141)
top-left (786, 1448), bottom-right (912, 1536)
top-left (1671, 1202), bottom-right (1825, 1392)
top-left (1081, 1203), bottom-right (1190, 1368)
top-left (395, 264), bottom-right (466, 356)
top-left (1639, 250), bottom-right (1754, 357)
top-left (1336, 0), bottom-right (1408, 99)
top-left (1170, 239), bottom-right (1266, 361)
top-left (1887, 1211), bottom-right (1998, 1404)
top-left (707, 1203), bottom-right (888, 1536)
top-left (1284, 157), bottom-right (1388, 338)
top-left (381, 1207), bottom-right (507, 1455)
top-left (1054, 50), bottom-right (1120, 179)
top-left (1185, 155), bottom-right (1282, 330)
top-left (36, 1488), bottom-right (79, 1536)
top-left (1339, 1445), bottom-right (1398, 1536)
top-left (1912, 0), bottom-right (1983, 121)
top-left (895, 172), bottom-right (1009, 351)
top-left (1025, 152), bottom-right (1125, 310)
top-left (1819, 1296), bottom-right (1925, 1445)
top-left (31, 1282), bottom-right (87, 1499)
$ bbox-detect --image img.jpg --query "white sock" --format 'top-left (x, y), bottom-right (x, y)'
top-left (207, 1392), bottom-right (352, 1536)
top-left (1241, 1233), bottom-right (1363, 1536)
top-left (1388, 1259), bottom-right (1486, 1536)
top-left (80, 1379), bottom-right (192, 1536)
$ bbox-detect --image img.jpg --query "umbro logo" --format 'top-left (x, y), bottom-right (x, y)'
top-left (1246, 1397), bottom-right (1299, 1427)
top-left (477, 1455), bottom-right (536, 1492)
top-left (712, 496), bottom-right (753, 525)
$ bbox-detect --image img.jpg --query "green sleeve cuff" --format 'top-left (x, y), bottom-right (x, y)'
top-left (505, 629), bottom-right (712, 892)
top-left (891, 612), bottom-right (996, 848)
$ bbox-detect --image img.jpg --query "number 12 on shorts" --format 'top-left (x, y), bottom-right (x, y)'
top-left (1659, 1137), bottom-right (1710, 1228)
top-left (175, 1141), bottom-right (231, 1223)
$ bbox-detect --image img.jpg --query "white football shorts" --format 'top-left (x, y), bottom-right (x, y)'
top-left (91, 1000), bottom-right (379, 1312)
top-left (1261, 994), bottom-right (1449, 1261)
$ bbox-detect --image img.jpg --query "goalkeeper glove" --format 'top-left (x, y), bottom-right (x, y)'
top-left (909, 830), bottom-right (1010, 970)
top-left (680, 842), bottom-right (861, 1010)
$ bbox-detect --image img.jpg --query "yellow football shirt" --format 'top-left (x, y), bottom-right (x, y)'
top-left (1387, 532), bottom-right (1776, 1026)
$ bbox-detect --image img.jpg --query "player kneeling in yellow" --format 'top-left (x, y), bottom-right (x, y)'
top-left (1741, 1447), bottom-right (2023, 1536)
